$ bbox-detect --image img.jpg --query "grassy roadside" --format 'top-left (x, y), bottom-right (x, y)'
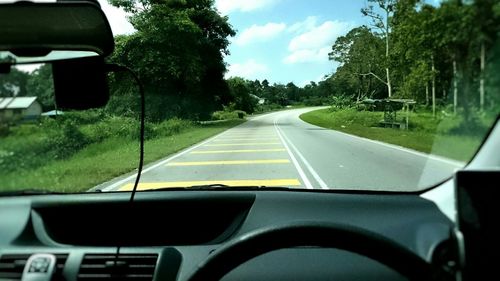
top-left (0, 120), bottom-right (244, 193)
top-left (300, 108), bottom-right (488, 162)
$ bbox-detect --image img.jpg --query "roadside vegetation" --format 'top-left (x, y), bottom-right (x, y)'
top-left (0, 111), bottom-right (244, 192)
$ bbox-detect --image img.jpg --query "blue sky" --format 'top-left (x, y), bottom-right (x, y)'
top-left (217, 0), bottom-right (369, 86)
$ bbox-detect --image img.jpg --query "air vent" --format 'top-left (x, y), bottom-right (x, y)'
top-left (78, 254), bottom-right (158, 281)
top-left (0, 253), bottom-right (68, 281)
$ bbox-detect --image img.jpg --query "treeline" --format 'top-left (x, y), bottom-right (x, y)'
top-left (224, 77), bottom-right (334, 114)
top-left (3, 0), bottom-right (499, 122)
top-left (328, 0), bottom-right (500, 116)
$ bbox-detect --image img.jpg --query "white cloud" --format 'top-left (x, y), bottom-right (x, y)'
top-left (225, 60), bottom-right (269, 80)
top-left (284, 19), bottom-right (352, 64)
top-left (216, 0), bottom-right (279, 14)
top-left (288, 20), bottom-right (351, 52)
top-left (235, 22), bottom-right (286, 46)
top-left (97, 0), bottom-right (135, 35)
top-left (283, 47), bottom-right (331, 64)
top-left (288, 16), bottom-right (318, 34)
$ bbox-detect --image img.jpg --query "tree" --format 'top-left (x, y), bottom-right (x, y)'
top-left (0, 68), bottom-right (29, 97)
top-left (226, 77), bottom-right (257, 114)
top-left (391, 1), bottom-right (438, 112)
top-left (285, 82), bottom-right (300, 102)
top-left (108, 0), bottom-right (235, 120)
top-left (472, 0), bottom-right (500, 111)
top-left (26, 65), bottom-right (55, 110)
top-left (329, 26), bottom-right (385, 100)
top-left (361, 0), bottom-right (396, 98)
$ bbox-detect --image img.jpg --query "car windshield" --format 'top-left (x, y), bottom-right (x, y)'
top-left (0, 0), bottom-right (498, 194)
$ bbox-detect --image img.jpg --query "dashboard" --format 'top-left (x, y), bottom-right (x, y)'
top-left (0, 190), bottom-right (454, 281)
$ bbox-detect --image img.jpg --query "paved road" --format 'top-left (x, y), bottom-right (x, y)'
top-left (99, 107), bottom-right (463, 192)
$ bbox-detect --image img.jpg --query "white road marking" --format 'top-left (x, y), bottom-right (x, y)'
top-left (295, 115), bottom-right (465, 167)
top-left (275, 114), bottom-right (329, 190)
top-left (274, 118), bottom-right (313, 189)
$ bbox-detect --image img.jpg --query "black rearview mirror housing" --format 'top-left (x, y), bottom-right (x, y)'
top-left (0, 0), bottom-right (114, 57)
top-left (53, 56), bottom-right (110, 110)
top-left (0, 0), bottom-right (115, 110)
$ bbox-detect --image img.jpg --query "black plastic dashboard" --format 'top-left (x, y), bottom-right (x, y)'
top-left (0, 190), bottom-right (453, 281)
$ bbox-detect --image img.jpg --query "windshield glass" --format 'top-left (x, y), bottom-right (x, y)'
top-left (0, 0), bottom-right (499, 193)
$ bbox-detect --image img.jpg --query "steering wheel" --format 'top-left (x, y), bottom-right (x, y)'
top-left (187, 222), bottom-right (439, 281)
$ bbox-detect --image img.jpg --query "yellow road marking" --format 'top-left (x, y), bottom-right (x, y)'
top-left (167, 159), bottom-right (290, 166)
top-left (191, 149), bottom-right (286, 154)
top-left (205, 143), bottom-right (282, 146)
top-left (120, 179), bottom-right (301, 191)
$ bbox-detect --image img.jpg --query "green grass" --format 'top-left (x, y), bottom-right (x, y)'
top-left (0, 120), bottom-right (244, 193)
top-left (300, 108), bottom-right (490, 162)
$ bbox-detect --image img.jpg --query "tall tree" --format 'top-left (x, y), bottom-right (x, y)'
top-left (329, 26), bottom-right (385, 100)
top-left (361, 0), bottom-right (396, 98)
top-left (108, 0), bottom-right (235, 120)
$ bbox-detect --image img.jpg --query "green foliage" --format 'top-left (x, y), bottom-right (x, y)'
top-left (154, 118), bottom-right (192, 136)
top-left (254, 103), bottom-right (283, 113)
top-left (212, 109), bottom-right (246, 120)
top-left (25, 64), bottom-right (54, 110)
top-left (48, 121), bottom-right (90, 159)
top-left (0, 68), bottom-right (29, 97)
top-left (325, 0), bottom-right (500, 118)
top-left (0, 119), bottom-right (244, 192)
top-left (107, 0), bottom-right (236, 121)
top-left (0, 111), bottom-right (195, 176)
top-left (226, 77), bottom-right (258, 114)
top-left (330, 96), bottom-right (353, 111)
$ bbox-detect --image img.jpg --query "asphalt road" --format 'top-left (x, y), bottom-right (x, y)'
top-left (98, 107), bottom-right (463, 192)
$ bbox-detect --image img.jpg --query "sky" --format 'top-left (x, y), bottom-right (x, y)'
top-left (95, 0), bottom-right (369, 86)
top-left (215, 0), bottom-right (368, 86)
top-left (13, 0), bottom-right (437, 85)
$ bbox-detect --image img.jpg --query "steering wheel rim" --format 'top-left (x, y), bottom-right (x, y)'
top-left (187, 222), bottom-right (435, 281)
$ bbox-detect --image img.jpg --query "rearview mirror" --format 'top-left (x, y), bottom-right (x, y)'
top-left (0, 0), bottom-right (114, 59)
top-left (0, 0), bottom-right (115, 110)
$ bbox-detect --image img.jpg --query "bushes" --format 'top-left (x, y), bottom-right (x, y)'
top-left (154, 118), bottom-right (192, 137)
top-left (254, 103), bottom-right (282, 113)
top-left (0, 120), bottom-right (89, 173)
top-left (47, 121), bottom-right (90, 159)
top-left (330, 96), bottom-right (353, 111)
top-left (0, 114), bottom-right (197, 175)
top-left (212, 110), bottom-right (246, 120)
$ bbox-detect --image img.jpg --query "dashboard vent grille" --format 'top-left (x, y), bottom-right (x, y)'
top-left (78, 254), bottom-right (158, 281)
top-left (0, 253), bottom-right (68, 281)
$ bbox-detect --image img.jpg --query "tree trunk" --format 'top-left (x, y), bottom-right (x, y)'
top-left (453, 59), bottom-right (458, 115)
top-left (385, 10), bottom-right (392, 98)
top-left (386, 68), bottom-right (392, 98)
top-left (425, 83), bottom-right (429, 106)
top-left (432, 56), bottom-right (436, 118)
top-left (480, 41), bottom-right (485, 111)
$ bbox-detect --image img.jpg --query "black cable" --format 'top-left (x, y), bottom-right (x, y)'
top-left (104, 64), bottom-right (145, 275)
top-left (105, 63), bottom-right (145, 202)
